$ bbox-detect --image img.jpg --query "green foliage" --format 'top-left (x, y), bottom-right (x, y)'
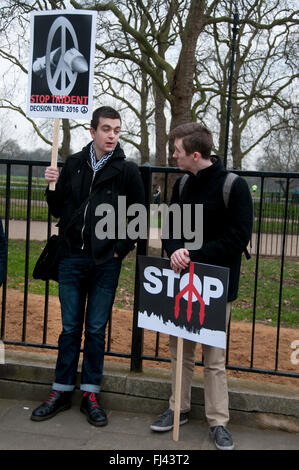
top-left (5, 241), bottom-right (299, 328)
top-left (6, 240), bottom-right (58, 296)
top-left (234, 255), bottom-right (299, 327)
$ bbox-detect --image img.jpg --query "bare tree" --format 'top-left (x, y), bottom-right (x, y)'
top-left (70, 0), bottom-right (206, 167)
top-left (1, 0), bottom-right (298, 172)
top-left (258, 114), bottom-right (299, 172)
top-left (95, 60), bottom-right (153, 164)
top-left (194, 0), bottom-right (299, 169)
top-left (0, 0), bottom-right (83, 160)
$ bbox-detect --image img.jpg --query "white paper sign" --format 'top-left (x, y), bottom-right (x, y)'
top-left (137, 256), bottom-right (229, 349)
top-left (27, 10), bottom-right (97, 120)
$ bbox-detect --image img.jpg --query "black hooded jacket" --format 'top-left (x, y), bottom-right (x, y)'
top-left (46, 141), bottom-right (145, 264)
top-left (163, 156), bottom-right (253, 301)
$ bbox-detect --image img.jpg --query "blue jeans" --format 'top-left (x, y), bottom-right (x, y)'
top-left (53, 254), bottom-right (122, 394)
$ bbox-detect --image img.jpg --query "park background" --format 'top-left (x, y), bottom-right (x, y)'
top-left (0, 1), bottom-right (298, 390)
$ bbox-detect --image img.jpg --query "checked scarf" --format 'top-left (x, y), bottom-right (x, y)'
top-left (89, 143), bottom-right (114, 172)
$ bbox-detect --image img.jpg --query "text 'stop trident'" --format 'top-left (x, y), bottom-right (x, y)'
top-left (174, 262), bottom-right (205, 326)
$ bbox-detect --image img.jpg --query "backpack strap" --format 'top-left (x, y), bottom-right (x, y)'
top-left (179, 174), bottom-right (189, 199)
top-left (178, 171), bottom-right (239, 208)
top-left (223, 173), bottom-right (251, 259)
top-left (177, 170), bottom-right (251, 259)
top-left (223, 172), bottom-right (251, 259)
top-left (222, 172), bottom-right (239, 208)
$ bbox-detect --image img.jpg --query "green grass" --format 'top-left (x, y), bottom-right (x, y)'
top-left (6, 240), bottom-right (59, 296)
top-left (5, 240), bottom-right (299, 328)
top-left (0, 176), bottom-right (47, 201)
top-left (253, 200), bottom-right (299, 219)
top-left (0, 187), bottom-right (47, 202)
top-left (0, 203), bottom-right (52, 222)
top-left (1, 178), bottom-right (298, 235)
top-left (114, 254), bottom-right (137, 310)
top-left (233, 256), bottom-right (299, 327)
top-left (6, 239), bottom-right (136, 305)
top-left (253, 218), bottom-right (298, 234)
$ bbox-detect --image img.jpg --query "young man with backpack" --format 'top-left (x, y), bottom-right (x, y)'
top-left (150, 122), bottom-right (253, 450)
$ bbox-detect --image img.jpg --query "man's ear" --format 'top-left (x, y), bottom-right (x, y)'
top-left (193, 151), bottom-right (202, 161)
top-left (90, 127), bottom-right (96, 139)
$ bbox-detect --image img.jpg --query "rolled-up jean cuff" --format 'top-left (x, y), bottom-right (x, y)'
top-left (80, 384), bottom-right (101, 394)
top-left (52, 382), bottom-right (75, 392)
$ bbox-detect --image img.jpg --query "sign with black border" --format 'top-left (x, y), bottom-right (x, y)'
top-left (27, 10), bottom-right (97, 120)
top-left (137, 256), bottom-right (229, 349)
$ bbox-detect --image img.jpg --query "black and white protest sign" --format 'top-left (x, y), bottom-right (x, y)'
top-left (27, 10), bottom-right (96, 120)
top-left (137, 256), bottom-right (229, 349)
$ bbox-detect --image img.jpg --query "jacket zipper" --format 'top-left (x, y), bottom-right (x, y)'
top-left (81, 170), bottom-right (96, 250)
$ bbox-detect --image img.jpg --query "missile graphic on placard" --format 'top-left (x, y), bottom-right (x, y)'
top-left (63, 48), bottom-right (88, 73)
top-left (33, 47), bottom-right (88, 77)
top-left (33, 47), bottom-right (61, 78)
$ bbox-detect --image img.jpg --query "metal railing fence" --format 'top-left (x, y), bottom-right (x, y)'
top-left (0, 158), bottom-right (298, 380)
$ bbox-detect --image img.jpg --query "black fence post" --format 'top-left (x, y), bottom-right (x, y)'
top-left (223, 9), bottom-right (239, 168)
top-left (0, 158), bottom-right (298, 380)
top-left (130, 164), bottom-right (152, 372)
top-left (0, 163), bottom-right (11, 340)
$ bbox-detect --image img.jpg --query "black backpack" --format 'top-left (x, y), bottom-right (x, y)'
top-left (179, 172), bottom-right (251, 259)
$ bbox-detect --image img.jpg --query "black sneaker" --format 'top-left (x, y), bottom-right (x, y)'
top-left (30, 390), bottom-right (72, 421)
top-left (80, 392), bottom-right (108, 427)
top-left (150, 408), bottom-right (188, 432)
top-left (210, 425), bottom-right (234, 450)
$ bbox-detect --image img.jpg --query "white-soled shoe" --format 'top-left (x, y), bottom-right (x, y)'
top-left (210, 425), bottom-right (235, 450)
top-left (150, 408), bottom-right (188, 432)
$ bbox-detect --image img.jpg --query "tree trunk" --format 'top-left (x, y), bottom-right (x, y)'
top-left (154, 81), bottom-right (167, 168)
top-left (60, 119), bottom-right (71, 161)
top-left (152, 80), bottom-right (167, 201)
top-left (139, 69), bottom-right (150, 165)
top-left (168, 0), bottom-right (206, 167)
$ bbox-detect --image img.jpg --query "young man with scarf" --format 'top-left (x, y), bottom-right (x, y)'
top-left (31, 106), bottom-right (145, 427)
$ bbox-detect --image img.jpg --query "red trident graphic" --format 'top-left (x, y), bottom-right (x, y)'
top-left (174, 262), bottom-right (205, 326)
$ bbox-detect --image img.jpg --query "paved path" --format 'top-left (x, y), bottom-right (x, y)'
top-left (0, 397), bottom-right (298, 451)
top-left (3, 220), bottom-right (58, 241)
top-left (3, 220), bottom-right (298, 257)
top-left (147, 228), bottom-right (299, 257)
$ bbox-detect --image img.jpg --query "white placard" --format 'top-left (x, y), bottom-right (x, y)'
top-left (27, 10), bottom-right (97, 120)
top-left (137, 256), bottom-right (229, 349)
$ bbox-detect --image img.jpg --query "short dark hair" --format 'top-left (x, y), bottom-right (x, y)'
top-left (91, 106), bottom-right (121, 130)
top-left (169, 122), bottom-right (213, 159)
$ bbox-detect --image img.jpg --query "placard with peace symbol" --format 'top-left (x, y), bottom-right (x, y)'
top-left (26, 10), bottom-right (97, 120)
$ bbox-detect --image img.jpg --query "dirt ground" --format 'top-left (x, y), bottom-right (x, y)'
top-left (2, 289), bottom-right (299, 388)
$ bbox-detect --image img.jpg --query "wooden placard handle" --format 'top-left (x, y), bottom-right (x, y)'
top-left (49, 118), bottom-right (60, 191)
top-left (173, 337), bottom-right (183, 442)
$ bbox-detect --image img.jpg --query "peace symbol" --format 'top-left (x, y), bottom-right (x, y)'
top-left (46, 17), bottom-right (79, 95)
